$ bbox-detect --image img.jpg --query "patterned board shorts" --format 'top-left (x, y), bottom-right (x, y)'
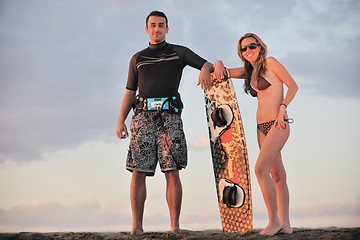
top-left (126, 111), bottom-right (188, 176)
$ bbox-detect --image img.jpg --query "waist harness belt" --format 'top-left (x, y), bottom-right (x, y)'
top-left (134, 96), bottom-right (183, 114)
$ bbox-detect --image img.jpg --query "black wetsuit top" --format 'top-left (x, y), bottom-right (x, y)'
top-left (126, 41), bottom-right (207, 99)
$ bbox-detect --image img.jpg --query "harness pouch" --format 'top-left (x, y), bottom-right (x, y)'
top-left (147, 98), bottom-right (169, 110)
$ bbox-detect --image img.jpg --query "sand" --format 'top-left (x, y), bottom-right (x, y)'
top-left (0, 228), bottom-right (359, 240)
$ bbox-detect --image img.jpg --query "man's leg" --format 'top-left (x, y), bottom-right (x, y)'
top-left (165, 170), bottom-right (182, 233)
top-left (130, 170), bottom-right (147, 235)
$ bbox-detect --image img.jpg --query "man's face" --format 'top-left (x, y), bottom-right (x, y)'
top-left (146, 16), bottom-right (168, 44)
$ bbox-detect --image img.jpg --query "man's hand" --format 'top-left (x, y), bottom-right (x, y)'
top-left (116, 122), bottom-right (129, 139)
top-left (198, 62), bottom-right (213, 90)
top-left (116, 89), bottom-right (136, 139)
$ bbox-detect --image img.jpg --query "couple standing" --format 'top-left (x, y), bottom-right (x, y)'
top-left (116, 10), bottom-right (298, 236)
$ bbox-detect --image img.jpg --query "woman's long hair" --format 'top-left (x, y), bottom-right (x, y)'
top-left (237, 33), bottom-right (268, 94)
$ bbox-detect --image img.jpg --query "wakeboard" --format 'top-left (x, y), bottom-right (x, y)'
top-left (204, 73), bottom-right (252, 233)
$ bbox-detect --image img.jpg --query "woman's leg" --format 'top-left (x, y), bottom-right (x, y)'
top-left (255, 124), bottom-right (290, 236)
top-left (270, 154), bottom-right (293, 234)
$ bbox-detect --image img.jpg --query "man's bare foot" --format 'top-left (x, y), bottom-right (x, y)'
top-left (171, 227), bottom-right (181, 234)
top-left (130, 228), bottom-right (144, 235)
top-left (259, 222), bottom-right (283, 236)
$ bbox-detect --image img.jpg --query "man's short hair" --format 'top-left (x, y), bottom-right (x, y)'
top-left (146, 10), bottom-right (168, 27)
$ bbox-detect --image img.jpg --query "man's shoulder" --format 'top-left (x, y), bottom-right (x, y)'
top-left (166, 43), bottom-right (194, 57)
top-left (128, 47), bottom-right (151, 64)
top-left (132, 47), bottom-right (149, 58)
top-left (167, 43), bottom-right (188, 50)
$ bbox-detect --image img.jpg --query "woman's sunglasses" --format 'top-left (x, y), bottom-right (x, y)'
top-left (240, 43), bottom-right (260, 52)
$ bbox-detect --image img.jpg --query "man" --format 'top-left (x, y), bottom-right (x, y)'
top-left (116, 10), bottom-right (213, 234)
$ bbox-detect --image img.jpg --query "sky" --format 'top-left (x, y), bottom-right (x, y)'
top-left (0, 0), bottom-right (359, 232)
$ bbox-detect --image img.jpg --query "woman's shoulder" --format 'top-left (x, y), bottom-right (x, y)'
top-left (265, 56), bottom-right (279, 66)
top-left (265, 57), bottom-right (284, 71)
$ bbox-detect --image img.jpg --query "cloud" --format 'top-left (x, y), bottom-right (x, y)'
top-left (1, 0), bottom-right (359, 163)
top-left (253, 201), bottom-right (360, 221)
top-left (0, 1), bottom-right (130, 162)
top-left (0, 200), bottom-right (130, 231)
top-left (0, 200), bottom-right (217, 232)
top-left (189, 135), bottom-right (209, 150)
top-left (284, 36), bottom-right (360, 98)
top-left (252, 202), bottom-right (360, 228)
top-left (278, 1), bottom-right (360, 98)
top-left (291, 202), bottom-right (360, 219)
top-left (1, 200), bottom-right (359, 231)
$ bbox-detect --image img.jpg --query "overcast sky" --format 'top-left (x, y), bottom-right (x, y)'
top-left (0, 0), bottom-right (359, 232)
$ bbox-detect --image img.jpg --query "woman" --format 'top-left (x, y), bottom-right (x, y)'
top-left (214, 33), bottom-right (298, 236)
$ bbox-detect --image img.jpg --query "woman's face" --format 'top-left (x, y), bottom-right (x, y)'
top-left (240, 37), bottom-right (260, 64)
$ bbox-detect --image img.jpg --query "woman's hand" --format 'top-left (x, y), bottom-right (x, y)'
top-left (275, 104), bottom-right (288, 129)
top-left (214, 60), bottom-right (226, 80)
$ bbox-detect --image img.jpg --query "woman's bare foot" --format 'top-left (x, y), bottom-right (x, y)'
top-left (280, 224), bottom-right (293, 234)
top-left (259, 222), bottom-right (283, 236)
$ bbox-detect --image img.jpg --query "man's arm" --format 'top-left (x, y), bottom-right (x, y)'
top-left (116, 89), bottom-right (136, 139)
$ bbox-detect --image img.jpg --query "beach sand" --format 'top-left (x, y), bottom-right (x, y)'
top-left (0, 228), bottom-right (359, 240)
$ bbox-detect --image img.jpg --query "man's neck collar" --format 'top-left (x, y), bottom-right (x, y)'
top-left (149, 41), bottom-right (167, 49)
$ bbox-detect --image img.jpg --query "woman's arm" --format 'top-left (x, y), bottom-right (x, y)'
top-left (267, 57), bottom-right (298, 107)
top-left (214, 60), bottom-right (245, 79)
top-left (267, 57), bottom-right (298, 129)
